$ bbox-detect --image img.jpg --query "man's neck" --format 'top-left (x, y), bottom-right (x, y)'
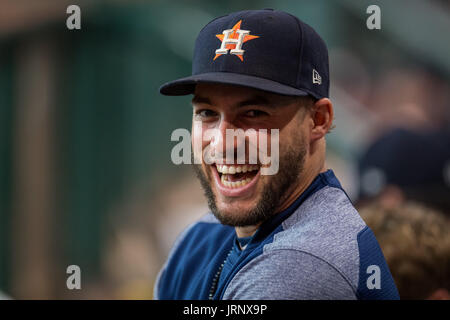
top-left (275, 163), bottom-right (326, 213)
top-left (235, 224), bottom-right (260, 238)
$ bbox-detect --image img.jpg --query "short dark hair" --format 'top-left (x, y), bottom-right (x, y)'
top-left (360, 201), bottom-right (450, 299)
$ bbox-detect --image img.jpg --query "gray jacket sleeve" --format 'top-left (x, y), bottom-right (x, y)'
top-left (222, 249), bottom-right (357, 300)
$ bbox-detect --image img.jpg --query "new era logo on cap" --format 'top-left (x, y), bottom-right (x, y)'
top-left (160, 9), bottom-right (330, 100)
top-left (313, 69), bottom-right (322, 85)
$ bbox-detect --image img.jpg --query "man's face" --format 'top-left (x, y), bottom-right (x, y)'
top-left (191, 83), bottom-right (311, 227)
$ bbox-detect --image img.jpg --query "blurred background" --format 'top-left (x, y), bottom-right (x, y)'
top-left (0, 0), bottom-right (449, 299)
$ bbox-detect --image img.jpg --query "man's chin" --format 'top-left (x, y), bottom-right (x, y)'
top-left (213, 203), bottom-right (259, 226)
top-left (210, 191), bottom-right (277, 227)
top-left (192, 162), bottom-right (285, 227)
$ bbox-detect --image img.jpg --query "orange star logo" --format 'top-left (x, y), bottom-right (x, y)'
top-left (214, 20), bottom-right (259, 61)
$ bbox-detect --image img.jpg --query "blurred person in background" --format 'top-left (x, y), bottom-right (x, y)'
top-left (367, 68), bottom-right (450, 135)
top-left (358, 127), bottom-right (450, 215)
top-left (360, 201), bottom-right (450, 300)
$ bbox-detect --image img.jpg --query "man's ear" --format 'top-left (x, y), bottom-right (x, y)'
top-left (310, 98), bottom-right (333, 141)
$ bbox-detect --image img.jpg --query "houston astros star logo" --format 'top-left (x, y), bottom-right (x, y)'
top-left (214, 20), bottom-right (259, 61)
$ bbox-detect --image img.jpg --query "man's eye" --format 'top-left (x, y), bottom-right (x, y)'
top-left (195, 109), bottom-right (218, 118)
top-left (245, 110), bottom-right (268, 117)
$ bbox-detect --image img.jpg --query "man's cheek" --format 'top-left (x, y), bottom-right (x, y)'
top-left (191, 122), bottom-right (205, 164)
top-left (259, 129), bottom-right (280, 176)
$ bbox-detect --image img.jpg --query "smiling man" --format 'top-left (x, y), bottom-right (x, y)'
top-left (154, 9), bottom-right (399, 300)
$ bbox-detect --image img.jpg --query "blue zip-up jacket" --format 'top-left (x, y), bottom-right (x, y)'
top-left (154, 170), bottom-right (399, 300)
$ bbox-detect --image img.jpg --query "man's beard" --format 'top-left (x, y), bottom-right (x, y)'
top-left (192, 141), bottom-right (306, 227)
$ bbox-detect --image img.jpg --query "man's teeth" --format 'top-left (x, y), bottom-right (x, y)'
top-left (216, 164), bottom-right (259, 174)
top-left (216, 164), bottom-right (259, 188)
top-left (221, 174), bottom-right (252, 188)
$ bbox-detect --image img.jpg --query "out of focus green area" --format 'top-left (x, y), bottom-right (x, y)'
top-left (0, 0), bottom-right (449, 299)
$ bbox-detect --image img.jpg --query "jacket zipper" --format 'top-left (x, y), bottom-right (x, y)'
top-left (209, 247), bottom-right (233, 300)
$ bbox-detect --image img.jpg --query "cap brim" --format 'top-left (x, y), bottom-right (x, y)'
top-left (159, 72), bottom-right (312, 97)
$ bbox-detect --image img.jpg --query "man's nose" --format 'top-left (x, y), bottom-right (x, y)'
top-left (211, 118), bottom-right (242, 162)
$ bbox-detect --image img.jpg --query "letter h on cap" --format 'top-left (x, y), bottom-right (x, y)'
top-left (215, 28), bottom-right (250, 56)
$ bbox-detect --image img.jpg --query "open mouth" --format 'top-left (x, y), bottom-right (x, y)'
top-left (216, 164), bottom-right (260, 188)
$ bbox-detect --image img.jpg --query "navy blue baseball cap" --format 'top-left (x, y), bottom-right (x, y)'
top-left (358, 128), bottom-right (450, 212)
top-left (159, 9), bottom-right (329, 100)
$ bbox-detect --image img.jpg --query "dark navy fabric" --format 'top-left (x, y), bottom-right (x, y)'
top-left (356, 226), bottom-right (400, 299)
top-left (157, 222), bottom-right (235, 299)
top-left (216, 238), bottom-right (242, 294)
top-left (236, 236), bottom-right (253, 249)
top-left (160, 9), bottom-right (329, 99)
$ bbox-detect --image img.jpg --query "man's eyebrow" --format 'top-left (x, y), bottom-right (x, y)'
top-left (191, 96), bottom-right (211, 105)
top-left (191, 94), bottom-right (274, 107)
top-left (237, 95), bottom-right (271, 108)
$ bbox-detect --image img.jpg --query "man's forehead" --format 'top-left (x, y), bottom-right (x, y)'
top-left (192, 83), bottom-right (298, 107)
